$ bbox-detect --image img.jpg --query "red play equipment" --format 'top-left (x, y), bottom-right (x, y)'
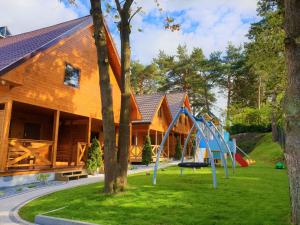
top-left (235, 153), bottom-right (249, 167)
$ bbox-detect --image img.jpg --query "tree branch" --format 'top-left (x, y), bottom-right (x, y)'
top-left (129, 6), bottom-right (142, 23)
top-left (123, 0), bottom-right (134, 12)
top-left (114, 0), bottom-right (122, 14)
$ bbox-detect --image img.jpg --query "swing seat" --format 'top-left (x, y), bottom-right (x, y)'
top-left (178, 162), bottom-right (209, 168)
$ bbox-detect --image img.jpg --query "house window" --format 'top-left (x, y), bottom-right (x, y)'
top-left (64, 63), bottom-right (80, 88)
top-left (0, 103), bottom-right (4, 110)
top-left (23, 123), bottom-right (41, 140)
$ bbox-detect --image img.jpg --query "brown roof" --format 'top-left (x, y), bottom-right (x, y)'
top-left (166, 92), bottom-right (187, 118)
top-left (0, 16), bottom-right (92, 75)
top-left (133, 93), bottom-right (165, 123)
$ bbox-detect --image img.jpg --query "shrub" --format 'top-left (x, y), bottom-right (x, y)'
top-left (27, 184), bottom-right (37, 189)
top-left (228, 124), bottom-right (272, 135)
top-left (142, 135), bottom-right (152, 165)
top-left (174, 137), bottom-right (182, 160)
top-left (86, 138), bottom-right (103, 174)
top-left (36, 173), bottom-right (50, 184)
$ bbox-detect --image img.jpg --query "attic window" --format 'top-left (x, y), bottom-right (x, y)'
top-left (64, 63), bottom-right (80, 88)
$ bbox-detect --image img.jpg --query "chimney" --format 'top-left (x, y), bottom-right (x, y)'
top-left (0, 26), bottom-right (12, 39)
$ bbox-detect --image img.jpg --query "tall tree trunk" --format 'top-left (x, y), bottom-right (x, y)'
top-left (90, 0), bottom-right (117, 194)
top-left (271, 93), bottom-right (278, 142)
top-left (203, 82), bottom-right (210, 113)
top-left (284, 0), bottom-right (300, 224)
top-left (116, 3), bottom-right (133, 191)
top-left (258, 75), bottom-right (261, 110)
top-left (226, 75), bottom-right (232, 123)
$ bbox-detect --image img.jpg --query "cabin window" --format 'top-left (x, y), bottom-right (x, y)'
top-left (0, 103), bottom-right (4, 110)
top-left (23, 123), bottom-right (41, 140)
top-left (64, 63), bottom-right (80, 88)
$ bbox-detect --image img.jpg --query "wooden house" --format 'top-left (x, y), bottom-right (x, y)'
top-left (130, 94), bottom-right (173, 162)
top-left (130, 92), bottom-right (192, 162)
top-left (0, 16), bottom-right (141, 177)
top-left (166, 92), bottom-right (193, 157)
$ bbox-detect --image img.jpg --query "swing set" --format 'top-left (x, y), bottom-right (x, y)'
top-left (153, 107), bottom-right (237, 188)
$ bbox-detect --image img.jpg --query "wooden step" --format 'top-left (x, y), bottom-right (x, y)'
top-left (55, 169), bottom-right (88, 182)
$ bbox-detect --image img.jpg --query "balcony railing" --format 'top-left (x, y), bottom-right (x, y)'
top-left (129, 144), bottom-right (168, 162)
top-left (7, 138), bottom-right (53, 169)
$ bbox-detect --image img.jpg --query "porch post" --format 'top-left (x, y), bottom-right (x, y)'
top-left (155, 130), bottom-right (158, 145)
top-left (52, 110), bottom-right (60, 168)
top-left (86, 117), bottom-right (92, 144)
top-left (0, 100), bottom-right (12, 172)
top-left (129, 123), bottom-right (132, 162)
top-left (167, 134), bottom-right (170, 159)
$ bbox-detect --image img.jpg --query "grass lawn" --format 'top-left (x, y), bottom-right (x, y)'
top-left (19, 133), bottom-right (291, 225)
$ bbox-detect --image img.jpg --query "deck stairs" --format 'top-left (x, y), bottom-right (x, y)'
top-left (55, 169), bottom-right (88, 181)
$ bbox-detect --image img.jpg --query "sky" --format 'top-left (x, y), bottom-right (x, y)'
top-left (0, 0), bottom-right (259, 117)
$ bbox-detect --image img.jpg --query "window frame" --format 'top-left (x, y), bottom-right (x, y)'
top-left (64, 63), bottom-right (81, 88)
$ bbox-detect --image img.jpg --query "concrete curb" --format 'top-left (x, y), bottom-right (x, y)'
top-left (7, 162), bottom-right (178, 225)
top-left (35, 215), bottom-right (97, 225)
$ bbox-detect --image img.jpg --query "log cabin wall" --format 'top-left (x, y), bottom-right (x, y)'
top-left (0, 26), bottom-right (122, 122)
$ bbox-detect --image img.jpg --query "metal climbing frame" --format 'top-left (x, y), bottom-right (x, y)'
top-left (153, 107), bottom-right (218, 188)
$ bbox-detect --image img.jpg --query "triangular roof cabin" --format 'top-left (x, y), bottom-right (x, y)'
top-left (166, 92), bottom-right (192, 135)
top-left (0, 16), bottom-right (141, 176)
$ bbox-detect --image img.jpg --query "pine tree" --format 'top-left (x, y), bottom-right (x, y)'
top-left (142, 136), bottom-right (152, 166)
top-left (174, 137), bottom-right (182, 160)
top-left (86, 138), bottom-right (103, 174)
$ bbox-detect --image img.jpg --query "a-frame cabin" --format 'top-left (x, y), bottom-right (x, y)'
top-left (166, 92), bottom-right (193, 157)
top-left (130, 93), bottom-right (173, 162)
top-left (0, 16), bottom-right (141, 179)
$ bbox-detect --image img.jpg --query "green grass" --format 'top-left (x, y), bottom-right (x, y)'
top-left (250, 133), bottom-right (285, 164)
top-left (19, 133), bottom-right (290, 225)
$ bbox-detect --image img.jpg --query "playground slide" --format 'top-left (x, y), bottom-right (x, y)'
top-left (235, 153), bottom-right (249, 167)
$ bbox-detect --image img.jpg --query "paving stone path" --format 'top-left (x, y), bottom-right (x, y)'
top-left (0, 162), bottom-right (177, 225)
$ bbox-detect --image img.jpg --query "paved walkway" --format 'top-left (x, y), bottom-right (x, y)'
top-left (0, 162), bottom-right (177, 225)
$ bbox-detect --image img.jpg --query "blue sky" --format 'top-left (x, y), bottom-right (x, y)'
top-left (0, 0), bottom-right (259, 116)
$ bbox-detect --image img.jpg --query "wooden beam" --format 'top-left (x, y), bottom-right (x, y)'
top-left (155, 130), bottom-right (158, 146)
top-left (0, 100), bottom-right (12, 172)
top-left (86, 117), bottom-right (92, 144)
top-left (167, 134), bottom-right (170, 159)
top-left (52, 110), bottom-right (60, 168)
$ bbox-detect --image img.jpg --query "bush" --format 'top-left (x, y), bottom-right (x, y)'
top-left (36, 173), bottom-right (50, 184)
top-left (142, 135), bottom-right (152, 165)
top-left (174, 137), bottom-right (182, 160)
top-left (228, 124), bottom-right (272, 135)
top-left (86, 138), bottom-right (103, 174)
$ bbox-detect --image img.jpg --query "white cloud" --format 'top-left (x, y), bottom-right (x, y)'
top-left (1, 0), bottom-right (259, 117)
top-left (129, 0), bottom-right (259, 64)
top-left (0, 0), bottom-right (78, 34)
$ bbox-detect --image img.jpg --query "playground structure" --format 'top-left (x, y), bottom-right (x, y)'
top-left (153, 107), bottom-right (254, 188)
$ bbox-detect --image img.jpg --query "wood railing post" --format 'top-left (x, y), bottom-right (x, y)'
top-left (52, 110), bottom-right (60, 168)
top-left (0, 100), bottom-right (12, 172)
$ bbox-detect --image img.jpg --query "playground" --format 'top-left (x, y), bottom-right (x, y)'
top-left (19, 133), bottom-right (290, 225)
